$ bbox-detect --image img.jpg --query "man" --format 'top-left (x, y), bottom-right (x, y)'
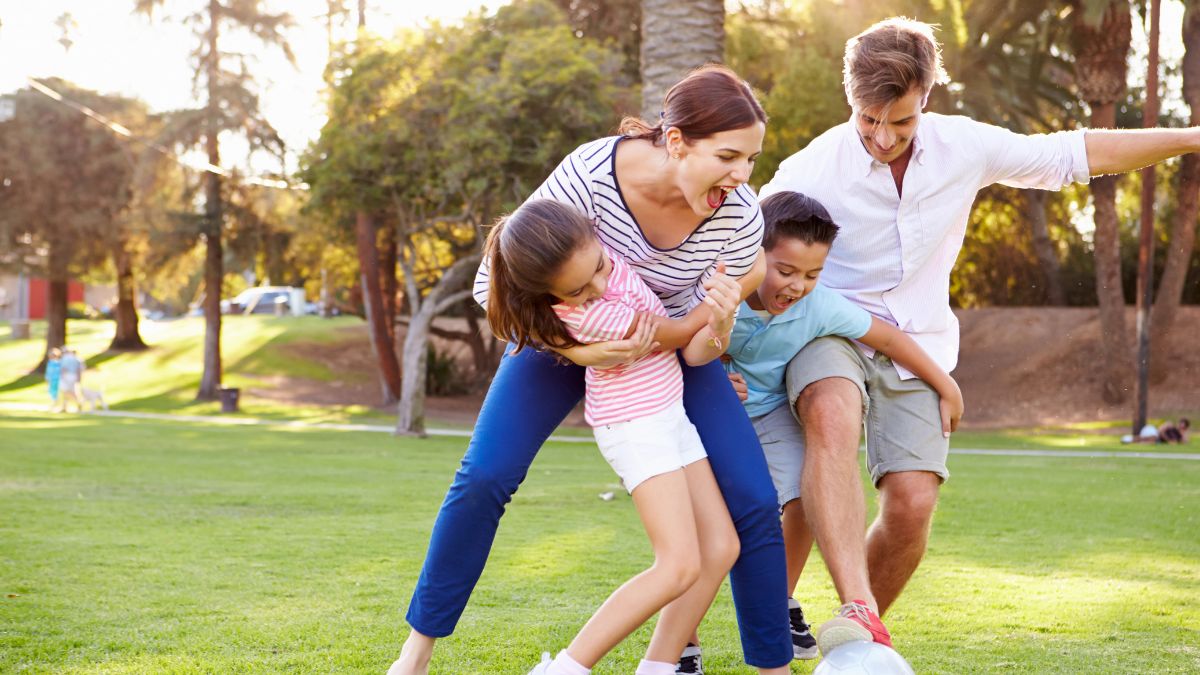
top-left (759, 16), bottom-right (1200, 655)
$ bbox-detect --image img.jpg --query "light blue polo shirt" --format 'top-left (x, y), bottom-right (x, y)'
top-left (727, 284), bottom-right (873, 418)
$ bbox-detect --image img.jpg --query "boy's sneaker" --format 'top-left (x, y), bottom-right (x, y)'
top-left (788, 597), bottom-right (819, 660)
top-left (526, 651), bottom-right (552, 675)
top-left (815, 600), bottom-right (892, 655)
top-left (675, 642), bottom-right (703, 675)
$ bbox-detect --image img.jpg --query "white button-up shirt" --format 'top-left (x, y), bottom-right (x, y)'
top-left (760, 112), bottom-right (1090, 378)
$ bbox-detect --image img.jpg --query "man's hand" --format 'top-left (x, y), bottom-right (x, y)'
top-left (727, 371), bottom-right (749, 402)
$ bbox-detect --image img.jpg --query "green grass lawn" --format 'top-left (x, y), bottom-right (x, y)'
top-left (2, 414), bottom-right (1197, 673)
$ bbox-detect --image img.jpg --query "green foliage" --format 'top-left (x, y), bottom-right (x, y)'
top-left (301, 0), bottom-right (629, 306)
top-left (0, 81), bottom-right (140, 278)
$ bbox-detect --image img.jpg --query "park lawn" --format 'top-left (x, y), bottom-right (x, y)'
top-left (0, 317), bottom-right (391, 425)
top-left (1, 414), bottom-right (1197, 674)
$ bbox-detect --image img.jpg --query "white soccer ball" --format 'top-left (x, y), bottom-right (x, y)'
top-left (812, 640), bottom-right (915, 675)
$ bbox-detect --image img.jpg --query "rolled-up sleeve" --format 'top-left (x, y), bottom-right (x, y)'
top-left (976, 121), bottom-right (1091, 190)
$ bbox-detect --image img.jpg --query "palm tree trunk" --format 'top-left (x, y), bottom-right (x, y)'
top-left (1073, 1), bottom-right (1133, 404)
top-left (196, 0), bottom-right (224, 401)
top-left (1152, 4), bottom-right (1200, 368)
top-left (639, 0), bottom-right (725, 119)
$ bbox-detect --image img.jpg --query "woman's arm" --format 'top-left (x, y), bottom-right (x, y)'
top-left (858, 318), bottom-right (965, 435)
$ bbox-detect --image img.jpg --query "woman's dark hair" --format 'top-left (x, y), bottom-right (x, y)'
top-left (485, 199), bottom-right (595, 353)
top-left (619, 64), bottom-right (767, 144)
top-left (760, 191), bottom-right (839, 249)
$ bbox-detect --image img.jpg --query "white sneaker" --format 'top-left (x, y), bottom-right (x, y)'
top-left (527, 651), bottom-right (553, 675)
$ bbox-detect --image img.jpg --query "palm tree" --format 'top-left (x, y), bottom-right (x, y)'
top-left (639, 0), bottom-right (725, 118)
top-left (1152, 1), bottom-right (1200, 366)
top-left (1071, 0), bottom-right (1133, 404)
top-left (135, 0), bottom-right (294, 401)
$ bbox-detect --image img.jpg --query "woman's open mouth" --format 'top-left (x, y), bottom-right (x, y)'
top-left (706, 185), bottom-right (732, 210)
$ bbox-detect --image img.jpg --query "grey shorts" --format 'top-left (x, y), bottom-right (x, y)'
top-left (784, 336), bottom-right (950, 487)
top-left (751, 403), bottom-right (807, 508)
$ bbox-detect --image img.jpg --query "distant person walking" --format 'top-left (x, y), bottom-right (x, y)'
top-left (58, 348), bottom-right (84, 413)
top-left (45, 348), bottom-right (63, 412)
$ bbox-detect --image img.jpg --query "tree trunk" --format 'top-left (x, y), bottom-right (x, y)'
top-left (1023, 189), bottom-right (1066, 305)
top-left (109, 233), bottom-right (148, 351)
top-left (639, 0), bottom-right (725, 119)
top-left (463, 310), bottom-right (500, 379)
top-left (42, 244), bottom-right (69, 371)
top-left (1152, 4), bottom-right (1200, 375)
top-left (1090, 165), bottom-right (1131, 403)
top-left (380, 224), bottom-right (398, 344)
top-left (196, 0), bottom-right (224, 402)
top-left (395, 252), bottom-right (481, 437)
top-left (356, 211), bottom-right (402, 404)
top-left (396, 313), bottom-right (430, 437)
top-left (1073, 3), bottom-right (1133, 404)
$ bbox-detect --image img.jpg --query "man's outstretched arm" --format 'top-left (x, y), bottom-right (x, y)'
top-left (1085, 127), bottom-right (1200, 176)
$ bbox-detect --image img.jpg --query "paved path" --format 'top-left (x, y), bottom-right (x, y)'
top-left (4, 403), bottom-right (1199, 460)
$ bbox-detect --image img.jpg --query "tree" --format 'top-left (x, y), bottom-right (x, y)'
top-left (639, 0), bottom-right (725, 118)
top-left (0, 81), bottom-right (137, 366)
top-left (1072, 0), bottom-right (1134, 403)
top-left (134, 0), bottom-right (294, 401)
top-left (304, 0), bottom-right (627, 434)
top-left (1152, 0), bottom-right (1200, 368)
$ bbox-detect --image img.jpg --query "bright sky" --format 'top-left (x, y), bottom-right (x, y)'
top-left (0, 1), bottom-right (506, 172)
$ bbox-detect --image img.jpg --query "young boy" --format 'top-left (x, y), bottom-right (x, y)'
top-left (723, 191), bottom-right (964, 659)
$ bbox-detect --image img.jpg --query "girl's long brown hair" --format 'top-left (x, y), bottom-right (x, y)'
top-left (618, 64), bottom-right (767, 144)
top-left (485, 199), bottom-right (596, 354)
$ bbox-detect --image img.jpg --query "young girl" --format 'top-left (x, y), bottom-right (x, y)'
top-left (45, 348), bottom-right (62, 412)
top-left (485, 198), bottom-right (741, 675)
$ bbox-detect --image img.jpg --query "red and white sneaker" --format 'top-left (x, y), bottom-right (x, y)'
top-left (815, 600), bottom-right (892, 655)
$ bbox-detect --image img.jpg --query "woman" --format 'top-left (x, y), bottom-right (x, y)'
top-left (390, 65), bottom-right (792, 675)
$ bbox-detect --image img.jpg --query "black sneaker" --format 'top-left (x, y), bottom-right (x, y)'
top-left (676, 642), bottom-right (703, 675)
top-left (789, 598), bottom-right (819, 660)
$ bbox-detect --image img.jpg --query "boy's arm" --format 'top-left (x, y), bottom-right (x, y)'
top-left (858, 318), bottom-right (965, 435)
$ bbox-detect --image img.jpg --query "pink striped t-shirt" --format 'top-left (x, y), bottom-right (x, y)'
top-left (553, 249), bottom-right (684, 427)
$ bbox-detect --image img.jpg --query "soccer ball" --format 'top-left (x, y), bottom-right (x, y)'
top-left (812, 640), bottom-right (915, 675)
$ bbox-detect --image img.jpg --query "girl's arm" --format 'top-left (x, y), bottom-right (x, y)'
top-left (858, 318), bottom-right (965, 436)
top-left (644, 249), bottom-right (765, 351)
top-left (679, 267), bottom-right (741, 366)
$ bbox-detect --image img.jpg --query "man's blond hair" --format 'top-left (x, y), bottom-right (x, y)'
top-left (844, 17), bottom-right (949, 111)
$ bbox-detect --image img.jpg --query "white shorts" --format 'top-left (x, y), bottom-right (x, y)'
top-left (592, 401), bottom-right (707, 494)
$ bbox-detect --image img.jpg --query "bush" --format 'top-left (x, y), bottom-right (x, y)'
top-left (425, 344), bottom-right (471, 396)
top-left (66, 302), bottom-right (99, 319)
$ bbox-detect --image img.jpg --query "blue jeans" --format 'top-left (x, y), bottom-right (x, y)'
top-left (406, 347), bottom-right (791, 668)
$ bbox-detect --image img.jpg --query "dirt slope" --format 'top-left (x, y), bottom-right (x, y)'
top-left (252, 308), bottom-right (1200, 429)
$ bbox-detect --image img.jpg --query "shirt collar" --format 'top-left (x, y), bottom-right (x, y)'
top-left (843, 114), bottom-right (928, 175)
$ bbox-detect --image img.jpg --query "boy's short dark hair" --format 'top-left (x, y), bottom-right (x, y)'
top-left (760, 191), bottom-right (839, 249)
